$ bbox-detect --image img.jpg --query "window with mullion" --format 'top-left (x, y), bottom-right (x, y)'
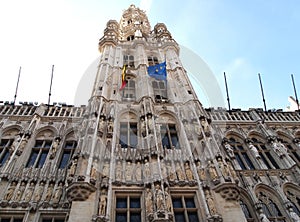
top-left (160, 124), bottom-right (179, 149)
top-left (115, 195), bottom-right (141, 222)
top-left (240, 200), bottom-right (254, 221)
top-left (122, 79), bottom-right (136, 101)
top-left (0, 215), bottom-right (24, 222)
top-left (251, 138), bottom-right (280, 169)
top-left (229, 138), bottom-right (254, 170)
top-left (172, 195), bottom-right (199, 222)
top-left (123, 55), bottom-right (134, 68)
top-left (152, 80), bottom-right (167, 100)
top-left (26, 140), bottom-right (52, 168)
top-left (59, 140), bottom-right (77, 169)
top-left (0, 138), bottom-right (13, 166)
top-left (119, 122), bottom-right (138, 148)
top-left (282, 140), bottom-right (300, 163)
top-left (148, 56), bottom-right (159, 66)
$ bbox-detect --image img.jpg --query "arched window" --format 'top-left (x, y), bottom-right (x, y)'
top-left (122, 79), bottom-right (136, 101)
top-left (0, 128), bottom-right (19, 166)
top-left (157, 114), bottom-right (180, 149)
top-left (26, 130), bottom-right (53, 168)
top-left (228, 137), bottom-right (255, 170)
top-left (257, 190), bottom-right (286, 221)
top-left (279, 137), bottom-right (300, 163)
top-left (59, 133), bottom-right (77, 169)
top-left (251, 137), bottom-right (280, 169)
top-left (240, 200), bottom-right (254, 221)
top-left (284, 187), bottom-right (300, 216)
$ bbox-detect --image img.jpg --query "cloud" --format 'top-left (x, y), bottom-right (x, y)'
top-left (139, 0), bottom-right (153, 12)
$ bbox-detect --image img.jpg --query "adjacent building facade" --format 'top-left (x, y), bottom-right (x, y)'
top-left (0, 5), bottom-right (299, 222)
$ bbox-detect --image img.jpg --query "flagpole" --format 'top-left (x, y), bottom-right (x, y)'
top-left (48, 65), bottom-right (54, 108)
top-left (223, 72), bottom-right (231, 112)
top-left (291, 74), bottom-right (299, 110)
top-left (13, 66), bottom-right (21, 106)
top-left (258, 73), bottom-right (267, 112)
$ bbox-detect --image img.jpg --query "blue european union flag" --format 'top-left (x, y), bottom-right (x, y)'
top-left (147, 62), bottom-right (167, 80)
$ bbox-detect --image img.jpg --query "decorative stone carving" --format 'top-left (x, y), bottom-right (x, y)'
top-left (14, 181), bottom-right (26, 201)
top-left (289, 207), bottom-right (300, 222)
top-left (45, 183), bottom-right (54, 202)
top-left (175, 162), bottom-right (185, 181)
top-left (50, 137), bottom-right (60, 159)
top-left (258, 209), bottom-right (270, 222)
top-left (3, 181), bottom-right (17, 201)
top-left (99, 189), bottom-right (107, 216)
top-left (115, 161), bottom-right (123, 181)
top-left (140, 116), bottom-right (146, 137)
top-left (205, 190), bottom-right (217, 215)
top-left (164, 187), bottom-right (172, 212)
top-left (208, 160), bottom-right (218, 181)
top-left (52, 182), bottom-right (63, 204)
top-left (135, 161), bottom-right (142, 181)
top-left (184, 162), bottom-right (194, 181)
top-left (68, 158), bottom-right (78, 177)
top-left (33, 181), bottom-right (44, 202)
top-left (147, 114), bottom-right (153, 134)
top-left (217, 158), bottom-right (231, 180)
top-left (90, 159), bottom-right (99, 181)
top-left (145, 187), bottom-right (153, 215)
top-left (155, 185), bottom-right (164, 211)
top-left (196, 161), bottom-right (206, 181)
top-left (144, 159), bottom-right (151, 180)
top-left (17, 135), bottom-right (29, 155)
top-left (271, 141), bottom-right (287, 157)
top-left (248, 142), bottom-right (260, 159)
top-left (23, 182), bottom-right (35, 202)
top-left (126, 161), bottom-right (133, 181)
top-left (98, 116), bottom-right (106, 135)
top-left (223, 141), bottom-right (235, 159)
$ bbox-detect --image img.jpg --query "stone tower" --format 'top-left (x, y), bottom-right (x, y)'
top-left (0, 4), bottom-right (299, 222)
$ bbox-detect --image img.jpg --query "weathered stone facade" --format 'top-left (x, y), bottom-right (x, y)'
top-left (0, 4), bottom-right (299, 222)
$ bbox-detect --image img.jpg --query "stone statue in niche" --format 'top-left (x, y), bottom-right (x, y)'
top-left (288, 207), bottom-right (300, 222)
top-left (135, 161), bottom-right (142, 181)
top-left (155, 185), bottom-right (164, 211)
top-left (115, 161), bottom-right (123, 181)
top-left (259, 209), bottom-right (271, 222)
top-left (167, 162), bottom-right (176, 182)
top-left (23, 182), bottom-right (35, 202)
top-left (33, 181), bottom-right (44, 202)
top-left (14, 181), bottom-right (26, 201)
top-left (144, 159), bottom-right (151, 179)
top-left (196, 161), bottom-right (206, 181)
top-left (145, 188), bottom-right (153, 214)
top-left (10, 134), bottom-right (21, 153)
top-left (90, 159), bottom-right (98, 180)
top-left (45, 183), bottom-right (54, 202)
top-left (102, 161), bottom-right (109, 178)
top-left (271, 141), bottom-right (287, 157)
top-left (107, 118), bottom-right (114, 134)
top-left (17, 135), bottom-right (29, 155)
top-left (68, 158), bottom-right (78, 177)
top-left (52, 182), bottom-right (63, 204)
top-left (217, 158), bottom-right (231, 179)
top-left (184, 162), bottom-right (194, 181)
top-left (200, 117), bottom-right (210, 136)
top-left (205, 190), bottom-right (217, 215)
top-left (3, 181), bottom-right (17, 201)
top-left (176, 162), bottom-right (185, 181)
top-left (249, 142), bottom-right (260, 159)
top-left (50, 137), bottom-right (60, 159)
top-left (126, 161), bottom-right (133, 181)
top-left (99, 189), bottom-right (107, 215)
top-left (208, 160), bottom-right (218, 181)
top-left (98, 116), bottom-right (106, 134)
top-left (164, 187), bottom-right (172, 212)
top-left (224, 141), bottom-right (235, 159)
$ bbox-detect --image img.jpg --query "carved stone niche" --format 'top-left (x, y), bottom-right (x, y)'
top-left (66, 182), bottom-right (96, 201)
top-left (214, 183), bottom-right (240, 201)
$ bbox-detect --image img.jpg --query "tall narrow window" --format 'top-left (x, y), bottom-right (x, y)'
top-left (251, 138), bottom-right (280, 169)
top-left (122, 79), bottom-right (136, 101)
top-left (148, 56), bottom-right (159, 66)
top-left (240, 200), bottom-right (254, 221)
top-left (0, 138), bottom-right (12, 166)
top-left (119, 122), bottom-right (138, 148)
top-left (152, 80), bottom-right (167, 102)
top-left (0, 215), bottom-right (24, 222)
top-left (172, 195), bottom-right (199, 222)
top-left (228, 137), bottom-right (255, 170)
top-left (281, 139), bottom-right (300, 163)
top-left (161, 124), bottom-right (180, 149)
top-left (123, 55), bottom-right (134, 67)
top-left (26, 140), bottom-right (52, 168)
top-left (115, 195), bottom-right (141, 222)
top-left (59, 140), bottom-right (77, 169)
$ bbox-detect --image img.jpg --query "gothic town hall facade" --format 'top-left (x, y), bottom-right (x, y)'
top-left (0, 5), bottom-right (299, 222)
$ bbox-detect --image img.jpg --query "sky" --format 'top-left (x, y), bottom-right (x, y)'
top-left (0, 0), bottom-right (300, 110)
